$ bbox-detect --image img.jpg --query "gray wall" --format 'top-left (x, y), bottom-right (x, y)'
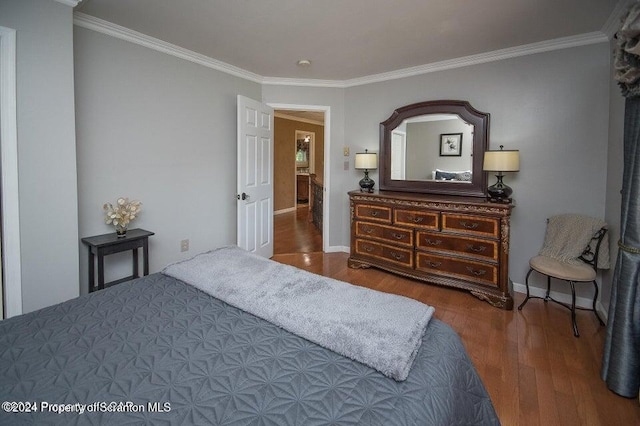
top-left (74, 27), bottom-right (261, 293)
top-left (0, 0), bottom-right (79, 313)
top-left (344, 43), bottom-right (612, 299)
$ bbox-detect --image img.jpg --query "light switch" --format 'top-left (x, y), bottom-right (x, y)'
top-left (343, 146), bottom-right (350, 156)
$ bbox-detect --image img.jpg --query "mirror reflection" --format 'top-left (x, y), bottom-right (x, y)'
top-left (391, 114), bottom-right (474, 183)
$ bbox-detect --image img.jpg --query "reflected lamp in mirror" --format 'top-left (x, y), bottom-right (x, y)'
top-left (483, 145), bottom-right (519, 203)
top-left (355, 149), bottom-right (378, 193)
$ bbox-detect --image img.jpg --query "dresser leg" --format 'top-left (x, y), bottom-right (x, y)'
top-left (348, 258), bottom-right (372, 269)
top-left (470, 290), bottom-right (513, 310)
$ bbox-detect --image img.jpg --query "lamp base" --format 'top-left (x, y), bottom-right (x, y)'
top-left (359, 170), bottom-right (375, 193)
top-left (487, 174), bottom-right (513, 203)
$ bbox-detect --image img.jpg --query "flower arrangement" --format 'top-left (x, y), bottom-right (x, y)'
top-left (103, 197), bottom-right (142, 236)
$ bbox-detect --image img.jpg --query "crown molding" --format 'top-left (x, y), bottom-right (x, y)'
top-left (55, 0), bottom-right (81, 7)
top-left (262, 76), bottom-right (345, 88)
top-left (263, 31), bottom-right (609, 88)
top-left (73, 12), bottom-right (263, 84)
top-left (74, 12), bottom-right (610, 89)
top-left (341, 32), bottom-right (609, 87)
top-left (602, 0), bottom-right (635, 40)
top-left (274, 112), bottom-right (324, 126)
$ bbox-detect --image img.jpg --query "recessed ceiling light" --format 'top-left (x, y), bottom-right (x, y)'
top-left (297, 59), bottom-right (311, 67)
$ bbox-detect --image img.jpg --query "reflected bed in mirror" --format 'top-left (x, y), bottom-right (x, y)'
top-left (380, 100), bottom-right (489, 197)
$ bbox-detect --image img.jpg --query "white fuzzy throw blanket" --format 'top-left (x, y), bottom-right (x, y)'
top-left (163, 246), bottom-right (435, 381)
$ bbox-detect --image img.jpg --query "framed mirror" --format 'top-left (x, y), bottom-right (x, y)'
top-left (379, 100), bottom-right (489, 197)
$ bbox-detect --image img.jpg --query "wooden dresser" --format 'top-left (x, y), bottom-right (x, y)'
top-left (296, 174), bottom-right (309, 203)
top-left (348, 190), bottom-right (514, 309)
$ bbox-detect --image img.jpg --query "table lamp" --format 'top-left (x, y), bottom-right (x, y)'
top-left (483, 145), bottom-right (519, 203)
top-left (355, 149), bottom-right (378, 193)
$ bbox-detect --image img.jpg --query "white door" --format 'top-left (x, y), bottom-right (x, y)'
top-left (237, 95), bottom-right (274, 258)
top-left (391, 130), bottom-right (406, 180)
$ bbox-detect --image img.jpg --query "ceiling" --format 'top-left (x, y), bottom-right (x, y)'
top-left (76, 0), bottom-right (622, 81)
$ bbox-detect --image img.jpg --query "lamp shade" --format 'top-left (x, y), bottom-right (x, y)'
top-left (355, 151), bottom-right (378, 170)
top-left (483, 149), bottom-right (520, 172)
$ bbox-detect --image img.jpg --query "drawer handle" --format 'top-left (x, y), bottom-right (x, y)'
top-left (371, 211), bottom-right (379, 217)
top-left (459, 221), bottom-right (479, 230)
top-left (466, 244), bottom-right (486, 253)
top-left (362, 226), bottom-right (374, 234)
top-left (426, 261), bottom-right (442, 268)
top-left (390, 252), bottom-right (405, 261)
top-left (363, 245), bottom-right (374, 253)
top-left (408, 215), bottom-right (424, 223)
top-left (391, 233), bottom-right (406, 240)
top-left (466, 267), bottom-right (487, 276)
top-left (425, 238), bottom-right (442, 246)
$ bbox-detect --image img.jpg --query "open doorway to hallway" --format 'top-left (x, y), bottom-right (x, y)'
top-left (273, 109), bottom-right (325, 254)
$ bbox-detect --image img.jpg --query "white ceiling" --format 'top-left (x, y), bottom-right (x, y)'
top-left (76, 0), bottom-right (623, 81)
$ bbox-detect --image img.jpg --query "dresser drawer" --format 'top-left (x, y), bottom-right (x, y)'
top-left (416, 231), bottom-right (498, 261)
top-left (355, 239), bottom-right (413, 268)
top-left (441, 213), bottom-right (499, 237)
top-left (394, 209), bottom-right (439, 230)
top-left (415, 252), bottom-right (498, 286)
top-left (355, 222), bottom-right (413, 247)
top-left (354, 204), bottom-right (392, 223)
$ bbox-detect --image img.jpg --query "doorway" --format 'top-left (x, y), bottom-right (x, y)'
top-left (272, 108), bottom-right (327, 254)
top-left (294, 130), bottom-right (314, 209)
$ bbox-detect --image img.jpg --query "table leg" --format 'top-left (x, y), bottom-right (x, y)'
top-left (97, 252), bottom-right (105, 291)
top-left (133, 248), bottom-right (139, 278)
top-left (88, 250), bottom-right (95, 293)
top-left (143, 239), bottom-right (149, 276)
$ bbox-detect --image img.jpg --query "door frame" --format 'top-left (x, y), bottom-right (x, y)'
top-left (268, 103), bottom-right (330, 253)
top-left (391, 129), bottom-right (407, 180)
top-left (294, 129), bottom-right (314, 207)
top-left (0, 26), bottom-right (22, 318)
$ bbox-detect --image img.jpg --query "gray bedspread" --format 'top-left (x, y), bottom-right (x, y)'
top-left (0, 273), bottom-right (499, 425)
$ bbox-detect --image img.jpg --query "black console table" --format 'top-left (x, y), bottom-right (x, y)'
top-left (81, 228), bottom-right (154, 293)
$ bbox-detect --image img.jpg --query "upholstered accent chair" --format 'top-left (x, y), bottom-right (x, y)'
top-left (518, 214), bottom-right (610, 337)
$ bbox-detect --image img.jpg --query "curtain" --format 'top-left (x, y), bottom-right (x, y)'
top-left (601, 4), bottom-right (640, 399)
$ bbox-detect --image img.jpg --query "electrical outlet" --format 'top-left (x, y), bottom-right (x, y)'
top-left (180, 239), bottom-right (189, 252)
top-left (343, 146), bottom-right (350, 156)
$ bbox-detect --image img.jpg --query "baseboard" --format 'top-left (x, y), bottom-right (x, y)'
top-left (274, 207), bottom-right (296, 215)
top-left (512, 282), bottom-right (608, 322)
top-left (326, 245), bottom-right (350, 253)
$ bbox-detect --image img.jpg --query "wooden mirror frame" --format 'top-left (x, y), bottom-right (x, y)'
top-left (379, 100), bottom-right (489, 197)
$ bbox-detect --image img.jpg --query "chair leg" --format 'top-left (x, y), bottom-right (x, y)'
top-left (544, 275), bottom-right (551, 301)
top-left (570, 281), bottom-right (579, 337)
top-left (592, 280), bottom-right (605, 326)
top-left (517, 268), bottom-right (535, 310)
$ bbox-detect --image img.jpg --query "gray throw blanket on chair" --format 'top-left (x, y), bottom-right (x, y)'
top-left (538, 214), bottom-right (610, 268)
top-left (163, 246), bottom-right (435, 381)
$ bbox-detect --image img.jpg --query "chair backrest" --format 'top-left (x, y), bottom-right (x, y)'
top-left (578, 227), bottom-right (608, 271)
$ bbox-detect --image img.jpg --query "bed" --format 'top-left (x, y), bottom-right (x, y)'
top-left (0, 250), bottom-right (499, 425)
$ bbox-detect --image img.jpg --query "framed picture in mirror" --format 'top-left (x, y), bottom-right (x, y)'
top-left (439, 133), bottom-right (462, 156)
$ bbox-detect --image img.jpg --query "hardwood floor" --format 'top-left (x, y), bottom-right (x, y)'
top-left (274, 207), bottom-right (322, 254)
top-left (270, 224), bottom-right (640, 425)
